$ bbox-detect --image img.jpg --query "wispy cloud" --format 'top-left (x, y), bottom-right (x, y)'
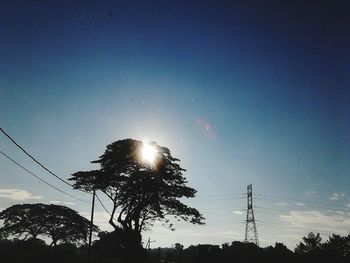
top-left (151, 228), bottom-right (243, 239)
top-left (275, 202), bottom-right (288, 206)
top-left (294, 202), bottom-right (305, 206)
top-left (0, 189), bottom-right (42, 201)
top-left (335, 211), bottom-right (345, 215)
top-left (279, 210), bottom-right (350, 233)
top-left (233, 210), bottom-right (244, 215)
top-left (328, 192), bottom-right (345, 201)
top-left (80, 211), bottom-right (112, 231)
top-left (305, 191), bottom-right (317, 197)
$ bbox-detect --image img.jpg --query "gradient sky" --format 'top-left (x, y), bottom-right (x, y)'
top-left (1, 0), bottom-right (349, 249)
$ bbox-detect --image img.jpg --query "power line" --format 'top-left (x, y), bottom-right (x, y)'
top-left (190, 196), bottom-right (246, 202)
top-left (196, 193), bottom-right (246, 198)
top-left (195, 197), bottom-right (350, 214)
top-left (256, 196), bottom-right (350, 213)
top-left (255, 193), bottom-right (350, 210)
top-left (95, 193), bottom-right (112, 217)
top-left (0, 150), bottom-right (89, 204)
top-left (254, 206), bottom-right (295, 213)
top-left (0, 127), bottom-right (75, 189)
top-left (256, 222), bottom-right (341, 235)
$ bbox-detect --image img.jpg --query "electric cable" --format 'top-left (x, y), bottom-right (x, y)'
top-left (0, 150), bottom-right (89, 204)
top-left (1, 127), bottom-right (76, 188)
top-left (95, 193), bottom-right (112, 217)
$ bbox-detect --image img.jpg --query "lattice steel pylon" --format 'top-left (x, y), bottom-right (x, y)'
top-left (244, 184), bottom-right (259, 246)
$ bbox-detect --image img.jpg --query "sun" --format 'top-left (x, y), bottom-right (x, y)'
top-left (141, 141), bottom-right (157, 164)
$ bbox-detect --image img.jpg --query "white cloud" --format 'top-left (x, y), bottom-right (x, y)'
top-left (233, 210), bottom-right (244, 215)
top-left (294, 202), bottom-right (305, 206)
top-left (328, 192), bottom-right (345, 201)
top-left (305, 191), bottom-right (317, 197)
top-left (0, 189), bottom-right (42, 201)
top-left (279, 210), bottom-right (350, 234)
top-left (275, 202), bottom-right (288, 206)
top-left (335, 211), bottom-right (345, 215)
top-left (80, 211), bottom-right (112, 231)
top-left (329, 195), bottom-right (339, 201)
top-left (347, 204), bottom-right (350, 208)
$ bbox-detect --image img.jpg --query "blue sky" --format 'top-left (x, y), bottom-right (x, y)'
top-left (1, 0), bottom-right (349, 248)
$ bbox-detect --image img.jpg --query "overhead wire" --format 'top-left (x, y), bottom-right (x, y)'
top-left (254, 195), bottom-right (350, 213)
top-left (185, 192), bottom-right (348, 212)
top-left (0, 150), bottom-right (89, 204)
top-left (254, 193), bottom-right (350, 210)
top-left (190, 196), bottom-right (246, 202)
top-left (257, 225), bottom-right (334, 236)
top-left (1, 128), bottom-right (126, 226)
top-left (2, 127), bottom-right (348, 237)
top-left (0, 127), bottom-right (89, 192)
top-left (254, 206), bottom-right (297, 213)
top-left (256, 222), bottom-right (339, 235)
top-left (95, 193), bottom-right (112, 217)
top-left (94, 202), bottom-right (113, 222)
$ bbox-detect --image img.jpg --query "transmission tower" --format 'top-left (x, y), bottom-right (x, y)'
top-left (145, 237), bottom-right (156, 251)
top-left (244, 184), bottom-right (259, 246)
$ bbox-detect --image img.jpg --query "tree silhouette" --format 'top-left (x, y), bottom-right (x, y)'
top-left (0, 204), bottom-right (47, 240)
top-left (295, 232), bottom-right (322, 255)
top-left (44, 204), bottom-right (97, 246)
top-left (0, 203), bottom-right (97, 246)
top-left (322, 234), bottom-right (350, 258)
top-left (264, 242), bottom-right (293, 262)
top-left (70, 139), bottom-right (204, 246)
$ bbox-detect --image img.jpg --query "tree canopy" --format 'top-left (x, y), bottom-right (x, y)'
top-left (322, 234), bottom-right (350, 257)
top-left (0, 204), bottom-right (47, 240)
top-left (70, 139), bottom-right (204, 237)
top-left (295, 232), bottom-right (322, 255)
top-left (0, 203), bottom-right (98, 246)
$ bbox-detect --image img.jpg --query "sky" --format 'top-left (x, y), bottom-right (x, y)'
top-left (0, 0), bottom-right (349, 249)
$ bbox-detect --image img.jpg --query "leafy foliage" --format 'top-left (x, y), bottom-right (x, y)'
top-left (295, 232), bottom-right (322, 254)
top-left (0, 203), bottom-right (98, 246)
top-left (0, 232), bottom-right (350, 263)
top-left (70, 139), bottom-right (204, 236)
top-left (0, 204), bottom-right (47, 240)
top-left (44, 204), bottom-right (97, 246)
top-left (92, 228), bottom-right (148, 262)
top-left (322, 234), bottom-right (350, 257)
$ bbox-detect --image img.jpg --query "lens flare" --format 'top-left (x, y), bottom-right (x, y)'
top-left (196, 118), bottom-right (216, 140)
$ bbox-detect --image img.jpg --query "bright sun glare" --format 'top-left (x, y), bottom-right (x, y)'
top-left (141, 142), bottom-right (157, 164)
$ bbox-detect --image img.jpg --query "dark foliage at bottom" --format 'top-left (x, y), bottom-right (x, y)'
top-left (1, 232), bottom-right (349, 263)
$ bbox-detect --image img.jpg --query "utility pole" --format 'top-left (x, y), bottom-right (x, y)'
top-left (87, 190), bottom-right (96, 263)
top-left (244, 184), bottom-right (259, 246)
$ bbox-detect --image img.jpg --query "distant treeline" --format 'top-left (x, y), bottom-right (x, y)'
top-left (0, 231), bottom-right (349, 263)
top-left (148, 232), bottom-right (350, 263)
